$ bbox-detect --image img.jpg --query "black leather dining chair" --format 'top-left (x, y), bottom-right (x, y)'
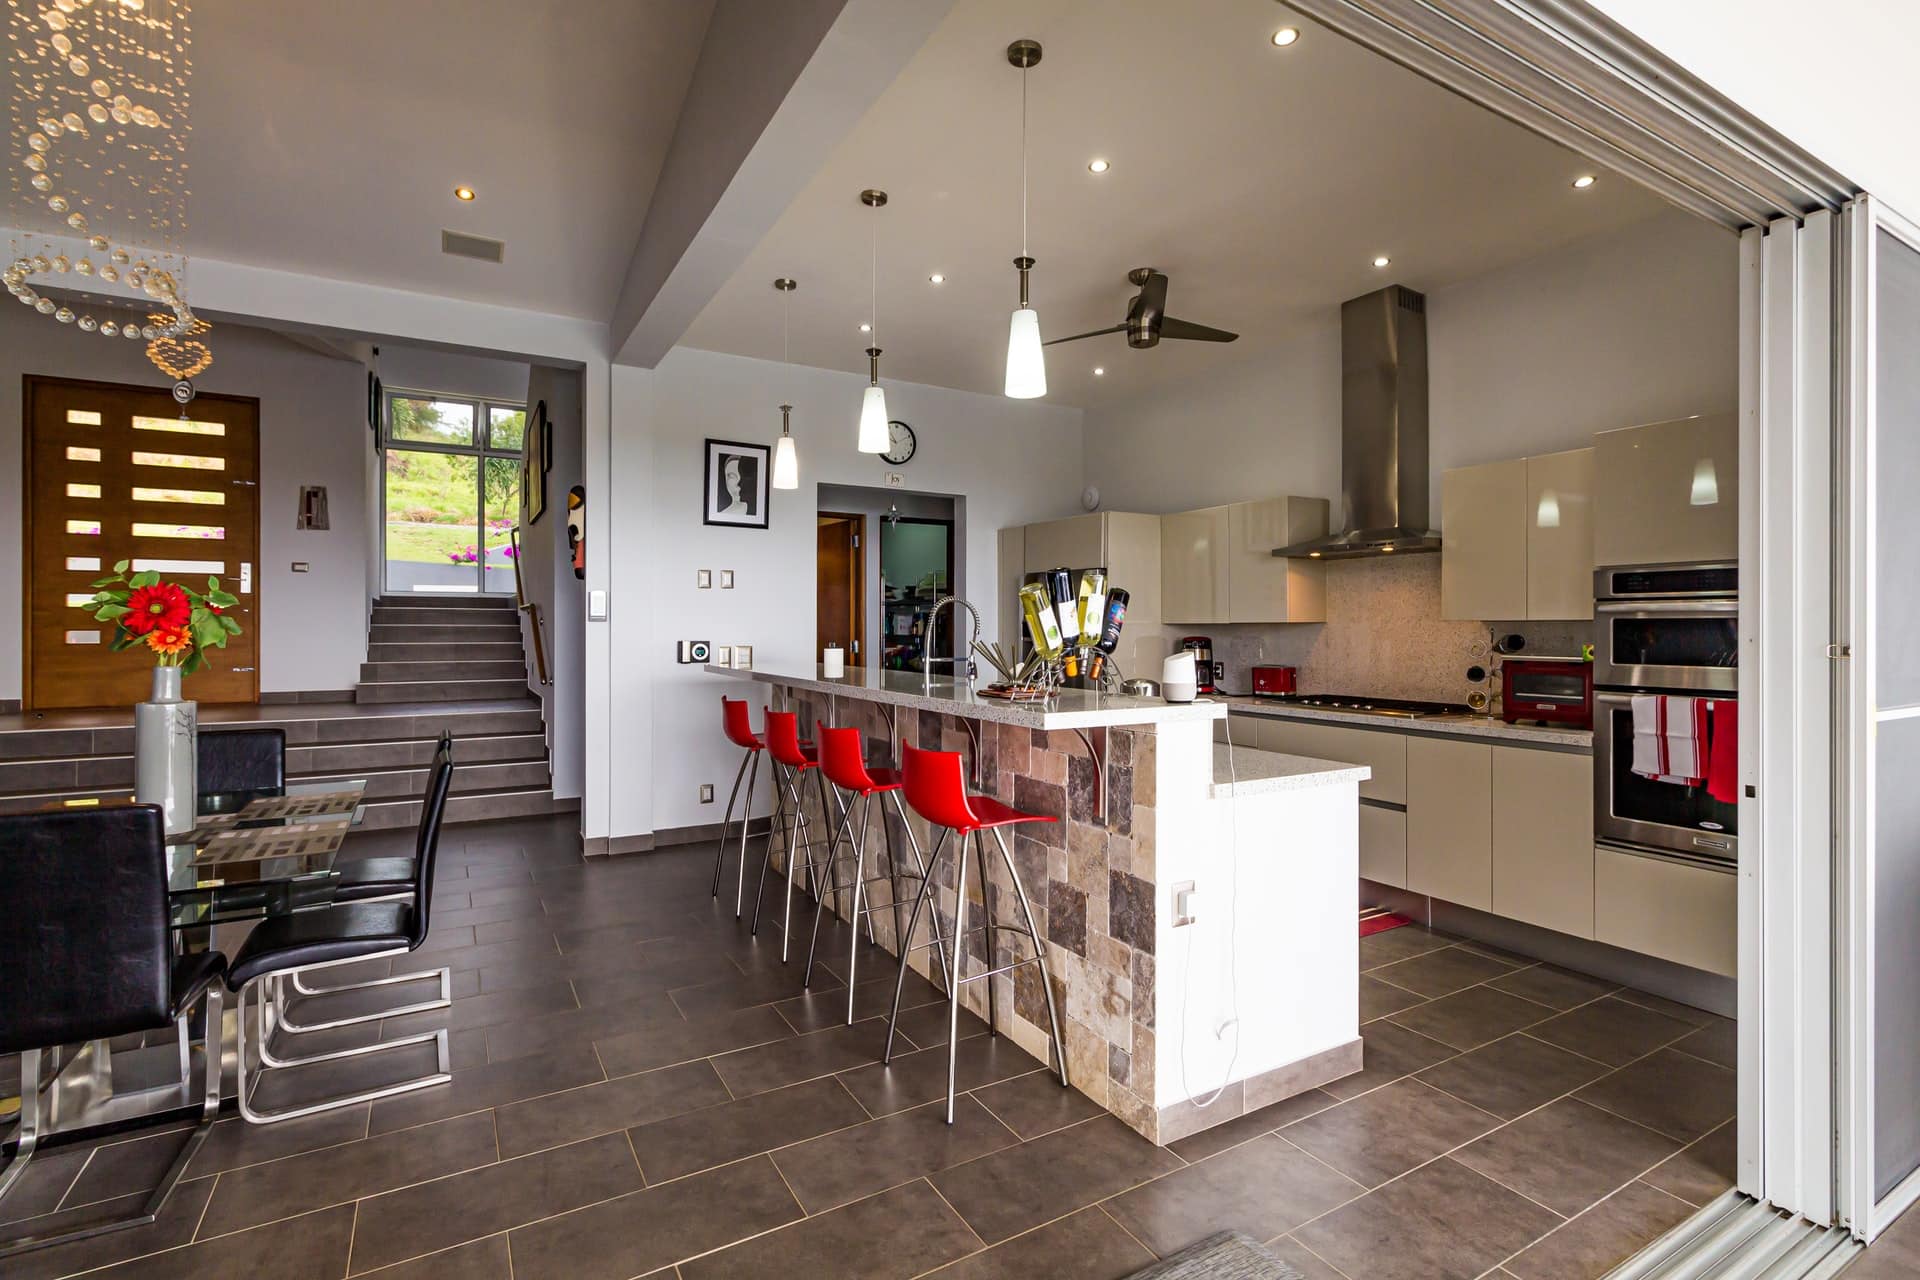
top-left (224, 736), bottom-right (455, 1124)
top-left (324, 730), bottom-right (454, 905)
top-left (0, 806), bottom-right (226, 1257)
top-left (196, 727), bottom-right (285, 795)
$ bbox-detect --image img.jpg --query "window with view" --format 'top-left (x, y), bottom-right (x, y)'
top-left (382, 391), bottom-right (526, 594)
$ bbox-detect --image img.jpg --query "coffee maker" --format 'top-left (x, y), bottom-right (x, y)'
top-left (1179, 636), bottom-right (1216, 695)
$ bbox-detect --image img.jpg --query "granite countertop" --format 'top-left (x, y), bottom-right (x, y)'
top-left (1210, 744), bottom-right (1371, 798)
top-left (704, 664), bottom-right (1226, 730)
top-left (1218, 695), bottom-right (1593, 749)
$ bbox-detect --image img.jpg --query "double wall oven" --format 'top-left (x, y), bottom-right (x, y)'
top-left (1592, 562), bottom-right (1738, 866)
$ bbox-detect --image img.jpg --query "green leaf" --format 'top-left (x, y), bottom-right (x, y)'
top-left (207, 575), bottom-right (218, 593)
top-left (128, 570), bottom-right (161, 588)
top-left (96, 604), bottom-right (129, 620)
top-left (208, 591), bottom-right (237, 608)
top-left (91, 576), bottom-right (122, 589)
top-left (113, 559), bottom-right (130, 574)
top-left (219, 616), bottom-right (242, 634)
top-left (182, 650), bottom-right (204, 675)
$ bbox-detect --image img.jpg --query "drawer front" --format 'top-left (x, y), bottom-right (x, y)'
top-left (1359, 803), bottom-right (1408, 888)
top-left (1248, 717), bottom-right (1408, 804)
top-left (1594, 846), bottom-right (1736, 976)
top-left (1492, 745), bottom-right (1595, 939)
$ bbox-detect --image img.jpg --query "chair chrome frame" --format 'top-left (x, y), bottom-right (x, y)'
top-left (0, 986), bottom-right (223, 1259)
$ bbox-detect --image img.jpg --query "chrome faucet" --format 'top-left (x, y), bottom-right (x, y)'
top-left (923, 595), bottom-right (980, 689)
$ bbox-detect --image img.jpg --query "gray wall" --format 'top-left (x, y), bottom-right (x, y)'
top-left (522, 365), bottom-right (586, 802)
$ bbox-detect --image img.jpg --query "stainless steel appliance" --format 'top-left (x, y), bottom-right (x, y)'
top-left (1502, 657), bottom-right (1593, 729)
top-left (1254, 693), bottom-right (1472, 720)
top-left (1594, 691), bottom-right (1736, 863)
top-left (1180, 636), bottom-right (1216, 694)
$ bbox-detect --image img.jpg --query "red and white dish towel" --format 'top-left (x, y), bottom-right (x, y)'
top-left (1631, 694), bottom-right (1709, 785)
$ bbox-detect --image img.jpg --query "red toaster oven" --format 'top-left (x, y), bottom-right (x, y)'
top-left (1501, 657), bottom-right (1593, 728)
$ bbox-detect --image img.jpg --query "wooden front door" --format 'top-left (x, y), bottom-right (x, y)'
top-left (24, 376), bottom-right (261, 709)
top-left (816, 513), bottom-right (865, 666)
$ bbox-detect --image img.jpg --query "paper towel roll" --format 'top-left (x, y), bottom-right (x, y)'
top-left (822, 646), bottom-right (845, 677)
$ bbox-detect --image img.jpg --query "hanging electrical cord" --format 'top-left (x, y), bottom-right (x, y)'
top-left (1178, 704), bottom-right (1244, 1109)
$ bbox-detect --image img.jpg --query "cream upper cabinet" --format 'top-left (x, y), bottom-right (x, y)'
top-left (996, 526), bottom-right (1026, 653)
top-left (1491, 745), bottom-right (1594, 938)
top-left (1022, 515), bottom-right (1105, 576)
top-left (1441, 458), bottom-right (1528, 621)
top-left (1159, 506), bottom-right (1229, 625)
top-left (1161, 498), bottom-right (1326, 625)
top-left (1405, 736), bottom-right (1494, 911)
top-left (1005, 511), bottom-right (1164, 675)
top-left (1524, 448), bottom-right (1596, 621)
top-left (1594, 413), bottom-right (1738, 566)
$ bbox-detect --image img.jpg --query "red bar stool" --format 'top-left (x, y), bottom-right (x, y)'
top-left (888, 743), bottom-right (1069, 1122)
top-left (805, 724), bottom-right (952, 1022)
top-left (750, 709), bottom-right (843, 962)
top-left (709, 698), bottom-right (767, 917)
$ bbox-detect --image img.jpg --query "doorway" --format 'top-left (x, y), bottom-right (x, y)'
top-left (880, 514), bottom-right (955, 671)
top-left (817, 512), bottom-right (865, 666)
top-left (381, 388), bottom-right (525, 595)
top-left (23, 375), bottom-right (261, 710)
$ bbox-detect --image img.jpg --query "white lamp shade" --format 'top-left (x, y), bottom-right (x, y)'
top-left (858, 383), bottom-right (890, 452)
top-left (1004, 306), bottom-right (1047, 399)
top-left (772, 431), bottom-right (799, 489)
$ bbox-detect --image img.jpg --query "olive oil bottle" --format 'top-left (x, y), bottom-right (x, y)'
top-left (1019, 581), bottom-right (1064, 660)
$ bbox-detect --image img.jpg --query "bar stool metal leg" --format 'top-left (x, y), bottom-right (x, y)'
top-left (749, 760), bottom-right (790, 938)
top-left (884, 827), bottom-right (948, 1064)
top-left (803, 785), bottom-right (865, 989)
top-left (990, 826), bottom-right (1070, 1087)
top-left (886, 790), bottom-right (950, 994)
top-left (974, 830), bottom-right (998, 1038)
top-left (733, 751), bottom-right (759, 917)
top-left (709, 748), bottom-right (753, 899)
top-left (944, 834), bottom-right (971, 1124)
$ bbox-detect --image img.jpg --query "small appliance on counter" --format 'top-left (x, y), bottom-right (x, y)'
top-left (1501, 656), bottom-right (1593, 728)
top-left (1179, 636), bottom-right (1216, 695)
top-left (1161, 651), bottom-right (1198, 704)
top-left (1251, 665), bottom-right (1297, 696)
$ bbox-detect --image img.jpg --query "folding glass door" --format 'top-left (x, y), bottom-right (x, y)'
top-left (382, 391), bottom-right (524, 594)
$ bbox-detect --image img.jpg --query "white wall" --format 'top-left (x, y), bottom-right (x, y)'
top-left (1084, 209), bottom-right (1739, 526)
top-left (607, 346), bottom-right (1082, 838)
top-left (521, 365), bottom-right (586, 801)
top-left (378, 345), bottom-right (530, 404)
top-left (0, 307), bottom-right (370, 699)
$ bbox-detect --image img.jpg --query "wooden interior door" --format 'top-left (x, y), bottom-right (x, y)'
top-left (25, 376), bottom-right (261, 709)
top-left (816, 513), bottom-right (865, 666)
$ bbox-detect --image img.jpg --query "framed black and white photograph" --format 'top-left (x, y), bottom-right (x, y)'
top-left (703, 438), bottom-right (770, 529)
top-left (521, 399), bottom-right (549, 525)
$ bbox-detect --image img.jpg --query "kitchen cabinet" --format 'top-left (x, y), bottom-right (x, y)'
top-left (1594, 413), bottom-right (1738, 567)
top-left (997, 526), bottom-right (1026, 653)
top-left (1442, 450), bottom-right (1595, 622)
top-left (1161, 497), bottom-right (1328, 625)
top-left (1006, 511), bottom-right (1163, 679)
top-left (1406, 737), bottom-right (1493, 911)
top-left (1595, 845), bottom-right (1736, 976)
top-left (1491, 745), bottom-right (1594, 939)
top-left (1359, 805), bottom-right (1408, 888)
top-left (1250, 716), bottom-right (1407, 805)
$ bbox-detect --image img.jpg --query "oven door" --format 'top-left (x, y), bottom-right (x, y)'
top-left (1592, 691), bottom-right (1738, 862)
top-left (1593, 599), bottom-right (1738, 693)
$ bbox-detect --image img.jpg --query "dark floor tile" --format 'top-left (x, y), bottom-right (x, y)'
top-left (1295, 1157), bottom-right (1563, 1280)
top-left (1360, 924), bottom-right (1457, 970)
top-left (1455, 1098), bottom-right (1680, 1216)
top-left (479, 990), bottom-right (683, 1064)
top-left (1417, 1033), bottom-right (1613, 1120)
top-left (592, 1005), bottom-right (794, 1078)
top-left (888, 993), bottom-right (994, 1049)
top-left (1166, 1087), bottom-right (1339, 1162)
top-left (971, 1068), bottom-right (1105, 1140)
top-left (0, 1143), bottom-right (92, 1224)
top-left (1106, 1132), bottom-right (1363, 1257)
top-left (1280, 1078), bottom-right (1501, 1188)
top-left (1371, 945), bottom-right (1519, 998)
top-left (507, 1154), bottom-right (801, 1280)
top-left (89, 1203), bottom-right (354, 1280)
top-left (470, 913), bottom-right (558, 944)
top-left (367, 1040), bottom-right (605, 1136)
top-left (836, 1030), bottom-right (1043, 1116)
top-left (243, 1035), bottom-right (447, 1119)
top-left (1388, 985), bottom-right (1556, 1051)
top-left (377, 979), bottom-right (578, 1039)
top-left (681, 1178), bottom-right (982, 1280)
top-left (1362, 974), bottom-right (1430, 1021)
top-left (1527, 995), bottom-right (1697, 1066)
top-left (931, 1116), bottom-right (1184, 1245)
top-left (668, 962), bottom-right (846, 1019)
top-left (1673, 1016), bottom-right (1737, 1069)
top-left (1577, 1049), bottom-right (1736, 1142)
top-left (771, 967), bottom-right (946, 1035)
top-left (1322, 1019), bottom-right (1460, 1101)
top-left (349, 1132), bottom-right (642, 1273)
top-left (629, 1075), bottom-right (869, 1183)
top-left (920, 1205), bottom-right (1152, 1280)
top-left (1506, 1180), bottom-right (1697, 1279)
top-left (774, 1093), bottom-right (1020, 1213)
top-left (356, 1234), bottom-right (512, 1279)
top-left (494, 1060), bottom-right (729, 1159)
top-left (1486, 964), bottom-right (1620, 1011)
top-left (1, 1177), bottom-right (212, 1280)
top-left (200, 1110), bottom-right (496, 1237)
top-left (1640, 1121), bottom-right (1736, 1207)
top-left (565, 951), bottom-right (732, 1008)
top-left (709, 1016), bottom-right (895, 1097)
top-left (1268, 1235), bottom-right (1351, 1280)
top-left (1610, 989), bottom-right (1720, 1026)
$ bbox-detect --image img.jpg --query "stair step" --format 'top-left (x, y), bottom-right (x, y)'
top-left (301, 759), bottom-right (551, 799)
top-left (359, 660), bottom-right (527, 683)
top-left (356, 678), bottom-right (531, 705)
top-left (356, 787), bottom-right (574, 831)
top-left (369, 624), bottom-right (522, 645)
top-left (375, 594), bottom-right (517, 611)
top-left (371, 606), bottom-right (521, 626)
top-left (0, 703), bottom-right (544, 764)
top-left (367, 642), bottom-right (524, 663)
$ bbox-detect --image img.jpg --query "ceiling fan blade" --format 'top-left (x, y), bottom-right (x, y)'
top-left (1042, 324), bottom-right (1126, 347)
top-left (1158, 316), bottom-right (1239, 343)
top-left (1136, 271), bottom-right (1169, 321)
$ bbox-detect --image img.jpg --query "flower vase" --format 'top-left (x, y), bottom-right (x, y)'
top-left (134, 666), bottom-right (197, 835)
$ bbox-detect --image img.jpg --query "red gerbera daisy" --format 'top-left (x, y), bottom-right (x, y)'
top-left (123, 582), bottom-right (191, 636)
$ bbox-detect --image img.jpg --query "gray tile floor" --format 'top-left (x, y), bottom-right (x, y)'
top-left (1, 816), bottom-right (1736, 1279)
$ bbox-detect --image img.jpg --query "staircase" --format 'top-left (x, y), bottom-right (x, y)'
top-left (358, 595), bottom-right (532, 703)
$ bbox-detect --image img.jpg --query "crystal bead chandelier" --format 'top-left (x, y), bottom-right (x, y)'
top-left (4, 0), bottom-right (211, 390)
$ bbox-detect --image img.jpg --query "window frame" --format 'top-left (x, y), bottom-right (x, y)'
top-left (380, 386), bottom-right (527, 595)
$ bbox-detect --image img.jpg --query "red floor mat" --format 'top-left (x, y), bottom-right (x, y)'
top-left (1360, 908), bottom-right (1412, 937)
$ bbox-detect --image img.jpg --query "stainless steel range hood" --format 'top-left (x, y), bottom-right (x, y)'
top-left (1275, 285), bottom-right (1441, 560)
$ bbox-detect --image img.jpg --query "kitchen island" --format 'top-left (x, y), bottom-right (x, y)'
top-left (706, 664), bottom-right (1367, 1145)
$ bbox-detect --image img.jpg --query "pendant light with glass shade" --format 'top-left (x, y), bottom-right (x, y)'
top-left (857, 189), bottom-right (891, 453)
top-left (1003, 39), bottom-right (1047, 399)
top-left (771, 277), bottom-right (800, 489)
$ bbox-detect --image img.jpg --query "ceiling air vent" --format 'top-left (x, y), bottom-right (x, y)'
top-left (440, 230), bottom-right (505, 263)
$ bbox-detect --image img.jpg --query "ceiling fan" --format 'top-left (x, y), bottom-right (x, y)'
top-left (1044, 267), bottom-right (1239, 349)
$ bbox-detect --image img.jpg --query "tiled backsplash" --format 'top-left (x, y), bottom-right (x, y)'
top-left (1207, 554), bottom-right (1590, 703)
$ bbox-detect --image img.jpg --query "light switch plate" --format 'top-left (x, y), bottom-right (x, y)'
top-left (1172, 880), bottom-right (1197, 928)
top-left (719, 570), bottom-right (734, 589)
top-left (713, 645), bottom-right (733, 667)
top-left (290, 561), bottom-right (309, 573)
top-left (696, 570), bottom-right (712, 589)
top-left (588, 590), bottom-right (609, 620)
top-left (733, 645), bottom-right (753, 669)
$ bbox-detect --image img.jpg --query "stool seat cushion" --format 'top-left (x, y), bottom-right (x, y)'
top-left (862, 767), bottom-right (905, 791)
top-left (227, 902), bottom-right (414, 989)
top-left (963, 794), bottom-right (1058, 832)
top-left (170, 950), bottom-right (228, 1016)
top-left (331, 857), bottom-right (416, 902)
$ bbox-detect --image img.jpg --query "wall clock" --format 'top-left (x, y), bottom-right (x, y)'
top-left (881, 419), bottom-right (916, 465)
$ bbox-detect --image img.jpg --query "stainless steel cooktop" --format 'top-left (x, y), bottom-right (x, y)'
top-left (1248, 693), bottom-right (1476, 720)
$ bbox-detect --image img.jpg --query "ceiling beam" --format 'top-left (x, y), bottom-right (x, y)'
top-left (610, 0), bottom-right (954, 368)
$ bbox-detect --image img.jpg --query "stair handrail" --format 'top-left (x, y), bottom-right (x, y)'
top-left (508, 525), bottom-right (553, 688)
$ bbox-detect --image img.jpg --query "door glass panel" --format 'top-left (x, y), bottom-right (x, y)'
top-left (132, 416), bottom-right (224, 436)
top-left (66, 483), bottom-right (101, 499)
top-left (388, 397), bottom-right (475, 448)
top-left (66, 409), bottom-right (101, 425)
top-left (488, 405), bottom-right (526, 452)
top-left (385, 447), bottom-right (481, 593)
top-left (67, 446), bottom-right (100, 461)
top-left (482, 455), bottom-right (521, 593)
top-left (133, 450), bottom-right (223, 470)
top-left (133, 486), bottom-right (225, 505)
top-left (132, 522), bottom-right (225, 539)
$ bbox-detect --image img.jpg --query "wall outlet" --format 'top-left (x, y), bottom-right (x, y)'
top-left (699, 784), bottom-right (715, 804)
top-left (1172, 880), bottom-right (1198, 927)
top-left (290, 561), bottom-right (309, 573)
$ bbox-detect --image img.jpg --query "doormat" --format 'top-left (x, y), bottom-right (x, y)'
top-left (1360, 906), bottom-right (1412, 937)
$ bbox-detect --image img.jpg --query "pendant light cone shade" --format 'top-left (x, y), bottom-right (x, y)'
top-left (857, 190), bottom-right (891, 451)
top-left (1005, 305), bottom-right (1046, 398)
top-left (773, 405), bottom-right (799, 489)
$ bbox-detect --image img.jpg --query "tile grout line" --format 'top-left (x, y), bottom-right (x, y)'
top-left (1096, 1199), bottom-right (1163, 1262)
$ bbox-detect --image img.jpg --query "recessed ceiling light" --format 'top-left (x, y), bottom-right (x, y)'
top-left (859, 322), bottom-right (871, 332)
top-left (1272, 26), bottom-right (1300, 47)
top-left (929, 272), bottom-right (945, 284)
top-left (453, 185), bottom-right (476, 202)
top-left (1093, 366), bottom-right (1105, 376)
top-left (1372, 255), bottom-right (1391, 268)
top-left (1087, 158), bottom-right (1110, 174)
top-left (1572, 174), bottom-right (1597, 189)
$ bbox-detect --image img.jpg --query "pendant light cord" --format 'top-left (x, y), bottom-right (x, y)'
top-left (870, 199), bottom-right (879, 346)
top-left (1020, 66), bottom-right (1029, 259)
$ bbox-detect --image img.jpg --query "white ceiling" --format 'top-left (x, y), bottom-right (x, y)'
top-left (678, 0), bottom-right (1673, 407)
top-left (175, 0), bottom-right (716, 319)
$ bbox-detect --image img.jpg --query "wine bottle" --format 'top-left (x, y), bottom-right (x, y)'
top-left (1047, 567), bottom-right (1078, 646)
top-left (1075, 568), bottom-right (1108, 640)
top-left (1019, 581), bottom-right (1064, 660)
top-left (1087, 587), bottom-right (1130, 681)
